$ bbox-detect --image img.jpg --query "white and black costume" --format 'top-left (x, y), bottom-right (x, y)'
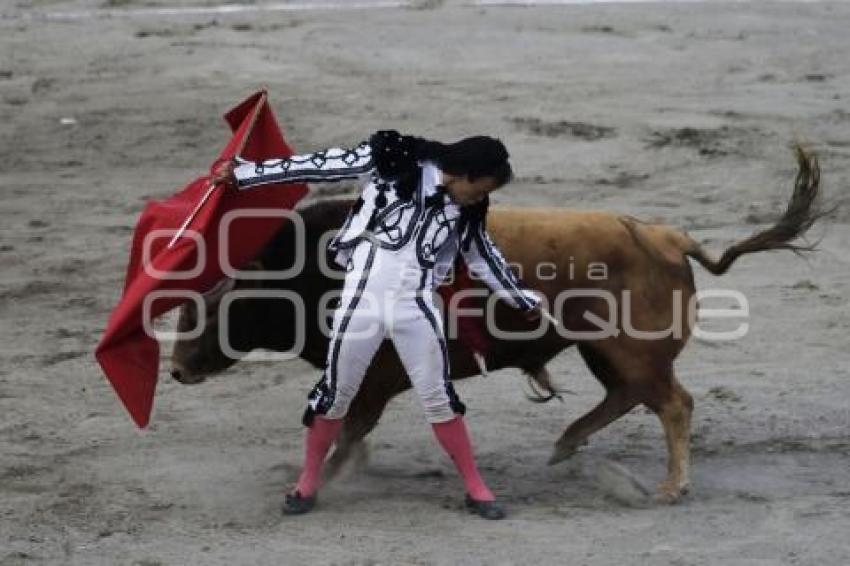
top-left (235, 134), bottom-right (540, 425)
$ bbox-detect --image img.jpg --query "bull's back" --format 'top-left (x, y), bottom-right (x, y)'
top-left (486, 206), bottom-right (697, 347)
top-left (487, 206), bottom-right (695, 283)
top-left (487, 207), bottom-right (631, 276)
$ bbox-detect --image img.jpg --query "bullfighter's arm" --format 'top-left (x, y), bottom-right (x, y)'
top-left (460, 222), bottom-right (541, 311)
top-left (233, 141), bottom-right (373, 190)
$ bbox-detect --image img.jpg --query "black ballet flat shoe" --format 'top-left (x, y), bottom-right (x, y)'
top-left (282, 491), bottom-right (316, 516)
top-left (464, 494), bottom-right (506, 520)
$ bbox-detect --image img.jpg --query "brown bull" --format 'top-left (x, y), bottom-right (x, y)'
top-left (171, 146), bottom-right (821, 501)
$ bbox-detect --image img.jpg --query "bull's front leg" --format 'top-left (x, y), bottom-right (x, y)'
top-left (323, 351), bottom-right (412, 481)
top-left (323, 416), bottom-right (371, 481)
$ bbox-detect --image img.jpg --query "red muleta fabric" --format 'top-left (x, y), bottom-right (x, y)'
top-left (95, 91), bottom-right (308, 428)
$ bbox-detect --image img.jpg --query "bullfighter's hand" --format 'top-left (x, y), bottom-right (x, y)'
top-left (211, 158), bottom-right (237, 189)
top-left (524, 303), bottom-right (543, 322)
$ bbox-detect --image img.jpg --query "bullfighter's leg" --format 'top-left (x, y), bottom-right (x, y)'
top-left (284, 245), bottom-right (386, 513)
top-left (390, 293), bottom-right (466, 424)
top-left (643, 371), bottom-right (693, 503)
top-left (548, 343), bottom-right (639, 464)
top-left (388, 292), bottom-right (505, 519)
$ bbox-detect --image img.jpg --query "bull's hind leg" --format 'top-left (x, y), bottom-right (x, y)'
top-left (548, 343), bottom-right (639, 465)
top-left (644, 370), bottom-right (693, 503)
top-left (550, 339), bottom-right (694, 502)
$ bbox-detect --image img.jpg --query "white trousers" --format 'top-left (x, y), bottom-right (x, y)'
top-left (304, 241), bottom-right (464, 425)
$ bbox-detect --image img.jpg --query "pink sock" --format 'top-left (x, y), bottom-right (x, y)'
top-left (293, 416), bottom-right (344, 497)
top-left (431, 416), bottom-right (495, 502)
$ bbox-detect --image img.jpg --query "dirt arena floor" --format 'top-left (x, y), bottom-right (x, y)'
top-left (2, 1), bottom-right (849, 564)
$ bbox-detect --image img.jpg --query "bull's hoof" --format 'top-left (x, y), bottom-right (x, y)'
top-left (323, 442), bottom-right (369, 482)
top-left (547, 440), bottom-right (585, 465)
top-left (282, 491), bottom-right (316, 515)
top-left (322, 455), bottom-right (345, 482)
top-left (655, 480), bottom-right (690, 504)
top-left (465, 495), bottom-right (506, 520)
top-left (350, 440), bottom-right (370, 471)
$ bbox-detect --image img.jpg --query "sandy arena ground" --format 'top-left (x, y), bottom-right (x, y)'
top-left (1, 1), bottom-right (849, 564)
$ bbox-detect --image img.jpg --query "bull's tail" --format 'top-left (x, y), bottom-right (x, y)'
top-left (686, 144), bottom-right (822, 276)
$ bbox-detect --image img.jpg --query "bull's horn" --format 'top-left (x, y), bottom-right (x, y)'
top-left (202, 277), bottom-right (236, 302)
top-left (473, 352), bottom-right (488, 377)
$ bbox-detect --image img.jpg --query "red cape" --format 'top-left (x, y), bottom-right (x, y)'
top-left (95, 91), bottom-right (308, 428)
